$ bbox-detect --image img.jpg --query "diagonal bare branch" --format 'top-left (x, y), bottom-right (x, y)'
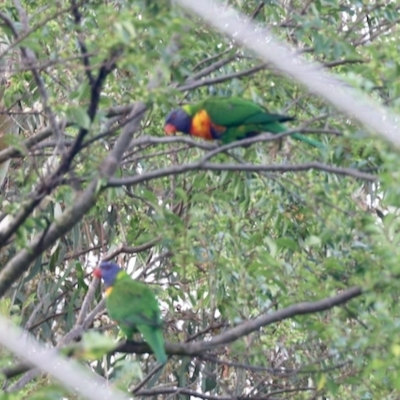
top-left (116, 286), bottom-right (363, 356)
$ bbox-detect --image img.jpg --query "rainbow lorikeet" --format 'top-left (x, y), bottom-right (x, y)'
top-left (93, 261), bottom-right (167, 364)
top-left (164, 96), bottom-right (323, 148)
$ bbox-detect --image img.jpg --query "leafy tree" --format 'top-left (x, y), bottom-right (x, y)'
top-left (0, 0), bottom-right (399, 399)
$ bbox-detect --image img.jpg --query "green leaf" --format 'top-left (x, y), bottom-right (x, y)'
top-left (66, 106), bottom-right (91, 129)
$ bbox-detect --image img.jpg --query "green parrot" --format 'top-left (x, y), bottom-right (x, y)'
top-left (164, 96), bottom-right (323, 148)
top-left (93, 261), bottom-right (167, 364)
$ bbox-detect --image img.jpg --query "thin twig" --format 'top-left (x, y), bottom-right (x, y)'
top-left (178, 64), bottom-right (266, 91)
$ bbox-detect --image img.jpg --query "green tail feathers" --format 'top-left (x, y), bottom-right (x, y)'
top-left (138, 325), bottom-right (167, 364)
top-left (267, 121), bottom-right (324, 149)
top-left (292, 132), bottom-right (324, 149)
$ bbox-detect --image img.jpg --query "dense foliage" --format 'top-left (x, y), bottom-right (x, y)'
top-left (0, 0), bottom-right (399, 398)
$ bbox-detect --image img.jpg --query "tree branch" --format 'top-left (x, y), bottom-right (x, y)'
top-left (1, 286), bottom-right (363, 380)
top-left (108, 158), bottom-right (376, 188)
top-left (0, 103), bottom-right (147, 297)
top-left (0, 120), bottom-right (71, 164)
top-left (0, 315), bottom-right (129, 400)
top-left (104, 236), bottom-right (162, 260)
top-left (0, 47), bottom-right (119, 248)
top-left (70, 0), bottom-right (95, 86)
top-left (115, 286), bottom-right (362, 357)
top-left (184, 53), bottom-right (238, 83)
top-left (178, 64), bottom-right (266, 91)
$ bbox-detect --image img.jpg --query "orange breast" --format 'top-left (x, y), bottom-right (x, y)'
top-left (190, 110), bottom-right (225, 140)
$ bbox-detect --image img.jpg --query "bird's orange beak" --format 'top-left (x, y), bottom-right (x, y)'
top-left (93, 268), bottom-right (102, 278)
top-left (164, 123), bottom-right (177, 135)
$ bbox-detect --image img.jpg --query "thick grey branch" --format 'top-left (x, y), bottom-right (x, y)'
top-left (116, 286), bottom-right (362, 356)
top-left (108, 159), bottom-right (376, 188)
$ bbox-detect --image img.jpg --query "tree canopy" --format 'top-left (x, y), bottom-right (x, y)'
top-left (0, 0), bottom-right (399, 399)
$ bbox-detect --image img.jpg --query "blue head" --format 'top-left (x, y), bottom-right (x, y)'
top-left (93, 261), bottom-right (121, 288)
top-left (164, 108), bottom-right (191, 135)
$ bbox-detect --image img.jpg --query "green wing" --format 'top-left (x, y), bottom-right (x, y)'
top-left (107, 277), bottom-right (161, 330)
top-left (107, 273), bottom-right (167, 364)
top-left (199, 97), bottom-right (292, 127)
top-left (199, 97), bottom-right (324, 148)
top-left (188, 96), bottom-right (324, 148)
